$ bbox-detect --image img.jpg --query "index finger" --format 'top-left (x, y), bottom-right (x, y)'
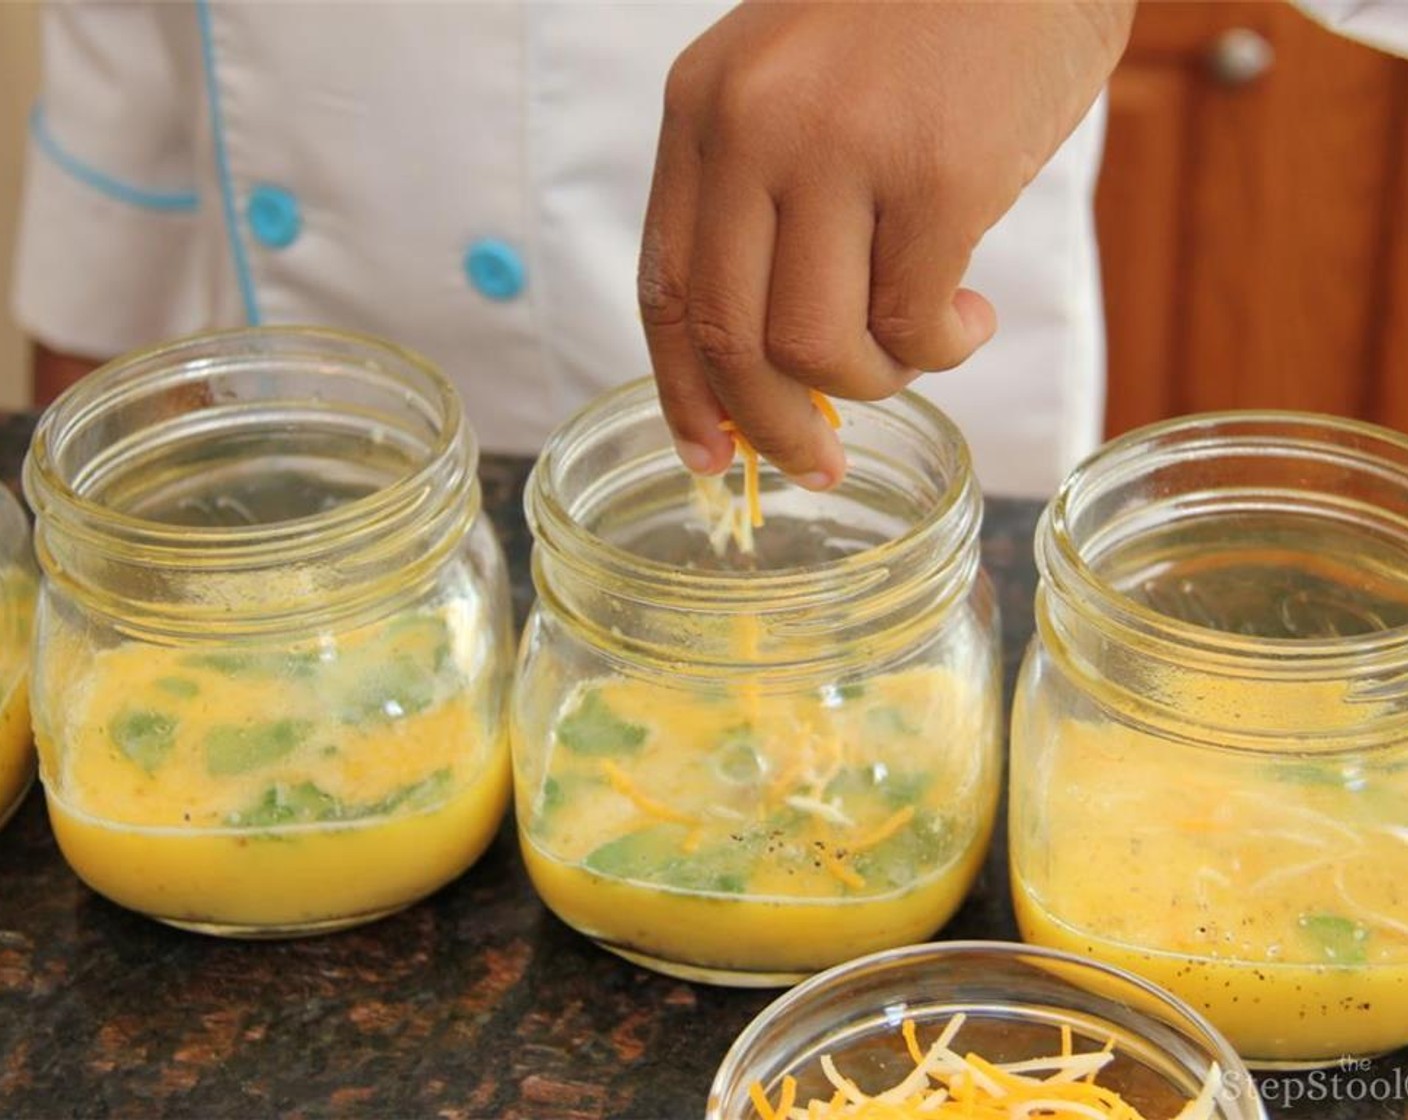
top-left (638, 100), bottom-right (733, 476)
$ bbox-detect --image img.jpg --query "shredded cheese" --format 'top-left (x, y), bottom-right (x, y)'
top-left (694, 390), bottom-right (841, 557)
top-left (748, 1014), bottom-right (1224, 1120)
top-left (810, 392), bottom-right (842, 428)
top-left (720, 417), bottom-right (766, 530)
top-left (784, 795), bottom-right (855, 829)
top-left (850, 806), bottom-right (917, 853)
top-left (817, 845), bottom-right (867, 890)
top-left (601, 759), bottom-right (700, 828)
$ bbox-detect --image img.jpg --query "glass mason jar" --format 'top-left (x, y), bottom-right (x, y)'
top-left (513, 379), bottom-right (1002, 986)
top-left (0, 485), bottom-right (37, 829)
top-left (22, 327), bottom-right (512, 937)
top-left (1011, 411), bottom-right (1408, 1066)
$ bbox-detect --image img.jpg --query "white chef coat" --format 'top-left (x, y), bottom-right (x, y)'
top-left (10, 1), bottom-right (1406, 497)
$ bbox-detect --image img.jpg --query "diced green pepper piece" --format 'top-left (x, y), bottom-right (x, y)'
top-left (228, 781), bottom-right (342, 827)
top-left (1297, 912), bottom-right (1369, 965)
top-left (1272, 763), bottom-right (1354, 787)
top-left (583, 824), bottom-right (749, 893)
top-left (205, 719), bottom-right (311, 776)
top-left (877, 769), bottom-right (932, 808)
top-left (110, 708), bottom-right (178, 773)
top-left (712, 726), bottom-right (763, 785)
top-left (852, 811), bottom-right (952, 891)
top-left (530, 772), bottom-right (606, 836)
top-left (154, 676), bottom-right (200, 699)
top-left (226, 769), bottom-right (453, 829)
top-left (541, 776), bottom-right (564, 813)
top-left (187, 652), bottom-right (252, 675)
top-left (184, 650), bottom-right (322, 679)
top-left (557, 690), bottom-right (647, 756)
top-left (824, 764), bottom-right (931, 810)
top-left (823, 766), bottom-right (869, 801)
top-left (584, 824), bottom-right (686, 879)
top-left (836, 683), bottom-right (866, 700)
top-left (669, 838), bottom-right (755, 894)
top-left (384, 612), bottom-right (455, 672)
top-left (339, 653), bottom-right (438, 725)
top-left (864, 704), bottom-right (918, 737)
top-left (359, 768), bottom-right (451, 816)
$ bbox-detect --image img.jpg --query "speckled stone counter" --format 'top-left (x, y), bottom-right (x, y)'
top-left (1, 410), bottom-right (1405, 1120)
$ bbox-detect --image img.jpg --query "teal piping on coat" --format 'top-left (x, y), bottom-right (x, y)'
top-left (29, 103), bottom-right (200, 213)
top-left (195, 0), bottom-right (261, 324)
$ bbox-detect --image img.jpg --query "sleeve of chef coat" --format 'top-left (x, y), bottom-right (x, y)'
top-left (1291, 0), bottom-right (1408, 57)
top-left (10, 2), bottom-right (208, 359)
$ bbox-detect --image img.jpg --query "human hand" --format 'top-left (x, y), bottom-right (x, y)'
top-left (638, 0), bottom-right (1134, 487)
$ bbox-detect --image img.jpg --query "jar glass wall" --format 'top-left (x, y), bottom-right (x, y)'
top-left (0, 485), bottom-right (37, 829)
top-left (513, 380), bottom-right (1002, 986)
top-left (1011, 411), bottom-right (1408, 1065)
top-left (22, 328), bottom-right (512, 936)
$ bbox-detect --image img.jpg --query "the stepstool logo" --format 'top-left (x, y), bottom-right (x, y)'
top-left (1221, 1055), bottom-right (1408, 1111)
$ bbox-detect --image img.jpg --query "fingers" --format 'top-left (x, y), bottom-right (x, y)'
top-left (869, 203), bottom-right (998, 372)
top-left (639, 88), bottom-right (734, 476)
top-left (766, 186), bottom-right (914, 401)
top-left (686, 164), bottom-right (846, 488)
top-left (645, 166), bottom-right (998, 485)
top-left (642, 41), bottom-right (999, 488)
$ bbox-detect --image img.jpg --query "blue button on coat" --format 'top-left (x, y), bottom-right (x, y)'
top-left (246, 184), bottom-right (301, 249)
top-left (465, 238), bottom-right (526, 301)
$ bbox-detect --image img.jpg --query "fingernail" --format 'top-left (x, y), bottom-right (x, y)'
top-left (674, 439), bottom-right (717, 474)
top-left (791, 470), bottom-right (835, 493)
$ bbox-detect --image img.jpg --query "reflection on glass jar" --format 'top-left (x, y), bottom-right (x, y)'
top-left (513, 380), bottom-right (1001, 986)
top-left (22, 328), bottom-right (512, 936)
top-left (0, 485), bottom-right (37, 829)
top-left (1011, 412), bottom-right (1408, 1066)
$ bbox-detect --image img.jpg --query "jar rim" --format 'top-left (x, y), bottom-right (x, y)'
top-left (527, 377), bottom-right (980, 605)
top-left (23, 326), bottom-right (472, 560)
top-left (1041, 409), bottom-right (1408, 667)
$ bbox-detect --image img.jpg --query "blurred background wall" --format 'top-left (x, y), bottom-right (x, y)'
top-left (0, 2), bottom-right (40, 409)
top-left (0, 2), bottom-right (1404, 434)
top-left (1097, 1), bottom-right (1408, 438)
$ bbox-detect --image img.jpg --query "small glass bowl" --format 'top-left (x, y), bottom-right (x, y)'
top-left (708, 940), bottom-right (1267, 1119)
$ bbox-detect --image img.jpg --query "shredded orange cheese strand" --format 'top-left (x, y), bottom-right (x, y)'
top-left (694, 390), bottom-right (841, 556)
top-left (810, 391), bottom-right (842, 428)
top-left (719, 417), bottom-right (765, 530)
top-left (749, 1014), bottom-right (1223, 1120)
top-left (849, 806), bottom-right (917, 853)
top-left (817, 845), bottom-right (867, 890)
top-left (601, 759), bottom-right (700, 828)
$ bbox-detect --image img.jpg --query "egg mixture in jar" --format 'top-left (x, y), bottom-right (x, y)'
top-left (514, 381), bottom-right (1001, 985)
top-left (1012, 412), bottom-right (1408, 1064)
top-left (23, 328), bottom-right (512, 935)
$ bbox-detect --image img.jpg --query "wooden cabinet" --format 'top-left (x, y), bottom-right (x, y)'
top-left (1096, 1), bottom-right (1408, 437)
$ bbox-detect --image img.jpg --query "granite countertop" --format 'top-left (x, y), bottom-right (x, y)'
top-left (1, 410), bottom-right (1404, 1120)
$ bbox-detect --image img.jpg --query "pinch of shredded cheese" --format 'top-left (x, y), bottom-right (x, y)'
top-left (748, 1014), bottom-right (1224, 1120)
top-left (694, 390), bottom-right (841, 558)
